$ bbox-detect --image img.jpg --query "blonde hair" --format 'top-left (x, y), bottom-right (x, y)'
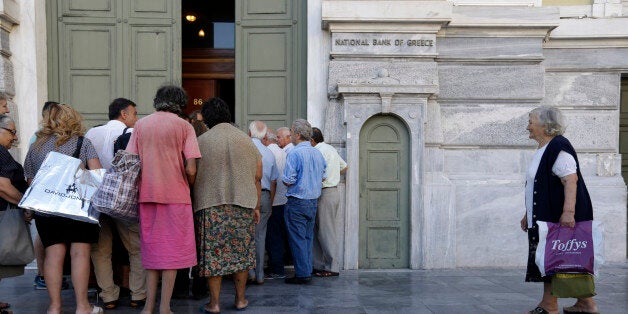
top-left (35, 104), bottom-right (85, 148)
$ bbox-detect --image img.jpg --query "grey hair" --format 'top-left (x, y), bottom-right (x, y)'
top-left (0, 92), bottom-right (8, 101)
top-left (0, 114), bottom-right (14, 128)
top-left (266, 129), bottom-right (278, 142)
top-left (276, 127), bottom-right (290, 136)
top-left (291, 119), bottom-right (312, 141)
top-left (530, 106), bottom-right (565, 136)
top-left (248, 121), bottom-right (267, 139)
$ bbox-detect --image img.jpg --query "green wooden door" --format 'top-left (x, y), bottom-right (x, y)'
top-left (47, 0), bottom-right (181, 128)
top-left (359, 115), bottom-right (410, 269)
top-left (235, 0), bottom-right (306, 130)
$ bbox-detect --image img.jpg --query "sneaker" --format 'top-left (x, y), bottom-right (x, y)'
top-left (264, 273), bottom-right (286, 280)
top-left (34, 275), bottom-right (47, 290)
top-left (34, 276), bottom-right (70, 290)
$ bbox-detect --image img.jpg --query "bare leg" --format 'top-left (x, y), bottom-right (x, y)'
top-left (204, 276), bottom-right (222, 313)
top-left (564, 297), bottom-right (598, 313)
top-left (533, 282), bottom-right (558, 314)
top-left (233, 271), bottom-right (248, 310)
top-left (159, 270), bottom-right (176, 314)
top-left (44, 243), bottom-right (66, 314)
top-left (141, 270), bottom-right (160, 314)
top-left (70, 243), bottom-right (93, 314)
top-left (35, 235), bottom-right (46, 277)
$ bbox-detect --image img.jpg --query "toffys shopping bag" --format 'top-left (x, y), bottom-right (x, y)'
top-left (19, 151), bottom-right (105, 224)
top-left (535, 220), bottom-right (604, 277)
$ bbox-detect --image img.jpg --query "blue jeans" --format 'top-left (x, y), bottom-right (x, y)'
top-left (266, 204), bottom-right (287, 275)
top-left (284, 197), bottom-right (318, 278)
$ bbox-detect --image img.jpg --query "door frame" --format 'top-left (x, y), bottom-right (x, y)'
top-left (340, 92), bottom-right (426, 269)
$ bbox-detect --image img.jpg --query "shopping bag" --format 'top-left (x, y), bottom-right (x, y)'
top-left (91, 150), bottom-right (140, 222)
top-left (0, 204), bottom-right (35, 265)
top-left (535, 220), bottom-right (604, 277)
top-left (551, 273), bottom-right (596, 298)
top-left (19, 151), bottom-right (105, 224)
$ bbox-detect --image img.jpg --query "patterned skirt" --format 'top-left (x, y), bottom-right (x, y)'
top-left (194, 204), bottom-right (255, 277)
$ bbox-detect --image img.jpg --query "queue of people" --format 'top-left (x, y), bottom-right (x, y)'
top-left (0, 86), bottom-right (601, 314)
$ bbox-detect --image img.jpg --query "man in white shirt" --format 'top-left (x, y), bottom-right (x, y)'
top-left (310, 127), bottom-right (347, 277)
top-left (85, 98), bottom-right (146, 309)
top-left (262, 129), bottom-right (289, 279)
top-left (276, 127), bottom-right (294, 153)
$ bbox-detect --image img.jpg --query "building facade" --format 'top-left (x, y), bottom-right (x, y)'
top-left (1, 0), bottom-right (626, 269)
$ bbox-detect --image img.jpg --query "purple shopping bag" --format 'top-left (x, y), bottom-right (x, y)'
top-left (535, 220), bottom-right (604, 277)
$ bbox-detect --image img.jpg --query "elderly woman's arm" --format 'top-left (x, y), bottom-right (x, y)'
top-left (0, 177), bottom-right (23, 204)
top-left (559, 173), bottom-right (577, 228)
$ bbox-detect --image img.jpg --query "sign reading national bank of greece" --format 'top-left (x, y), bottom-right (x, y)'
top-left (331, 33), bottom-right (436, 56)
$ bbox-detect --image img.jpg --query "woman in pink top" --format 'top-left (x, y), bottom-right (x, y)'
top-left (126, 85), bottom-right (201, 314)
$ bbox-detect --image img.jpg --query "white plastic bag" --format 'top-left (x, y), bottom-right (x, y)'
top-left (19, 152), bottom-right (105, 224)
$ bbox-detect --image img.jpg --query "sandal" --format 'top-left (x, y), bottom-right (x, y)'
top-left (103, 300), bottom-right (118, 310)
top-left (563, 305), bottom-right (600, 314)
top-left (129, 298), bottom-right (146, 308)
top-left (529, 307), bottom-right (549, 314)
top-left (314, 270), bottom-right (339, 277)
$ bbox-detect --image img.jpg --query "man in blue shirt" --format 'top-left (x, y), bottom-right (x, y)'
top-left (282, 119), bottom-right (326, 284)
top-left (248, 121), bottom-right (278, 285)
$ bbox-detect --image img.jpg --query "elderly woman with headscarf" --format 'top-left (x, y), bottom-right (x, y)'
top-left (0, 114), bottom-right (31, 314)
top-left (521, 106), bottom-right (598, 314)
top-left (194, 98), bottom-right (261, 313)
top-left (125, 85), bottom-right (201, 314)
top-left (23, 104), bottom-right (103, 314)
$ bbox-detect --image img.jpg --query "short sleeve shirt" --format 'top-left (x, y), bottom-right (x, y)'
top-left (24, 136), bottom-right (99, 179)
top-left (126, 111), bottom-right (201, 204)
top-left (0, 146), bottom-right (27, 210)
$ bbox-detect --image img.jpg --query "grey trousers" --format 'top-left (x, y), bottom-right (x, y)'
top-left (313, 187), bottom-right (342, 273)
top-left (249, 190), bottom-right (271, 281)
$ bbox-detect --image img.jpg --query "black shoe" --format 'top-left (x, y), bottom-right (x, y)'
top-left (285, 276), bottom-right (311, 285)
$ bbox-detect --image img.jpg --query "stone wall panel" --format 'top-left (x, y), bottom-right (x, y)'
top-left (543, 48), bottom-right (628, 71)
top-left (542, 72), bottom-right (620, 108)
top-left (438, 65), bottom-right (544, 100)
top-left (438, 37), bottom-right (542, 60)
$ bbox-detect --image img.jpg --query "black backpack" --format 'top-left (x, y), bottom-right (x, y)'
top-left (113, 127), bottom-right (131, 154)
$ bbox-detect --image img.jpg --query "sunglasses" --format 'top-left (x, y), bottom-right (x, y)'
top-left (1, 127), bottom-right (16, 136)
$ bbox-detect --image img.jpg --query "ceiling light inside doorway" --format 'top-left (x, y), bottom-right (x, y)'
top-left (198, 29), bottom-right (205, 37)
top-left (185, 14), bottom-right (197, 22)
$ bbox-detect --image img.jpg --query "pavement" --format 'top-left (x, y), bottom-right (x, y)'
top-left (0, 264), bottom-right (626, 313)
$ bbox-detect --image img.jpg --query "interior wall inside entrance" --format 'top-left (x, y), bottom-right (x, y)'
top-left (182, 0), bottom-right (235, 119)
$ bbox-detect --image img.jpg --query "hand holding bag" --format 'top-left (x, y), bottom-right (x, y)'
top-left (0, 204), bottom-right (35, 265)
top-left (18, 151), bottom-right (105, 224)
top-left (91, 150), bottom-right (140, 222)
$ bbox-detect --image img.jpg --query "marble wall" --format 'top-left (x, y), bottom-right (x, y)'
top-left (321, 1), bottom-right (627, 270)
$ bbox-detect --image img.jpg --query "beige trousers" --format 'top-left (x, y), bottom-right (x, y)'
top-left (313, 187), bottom-right (342, 273)
top-left (90, 215), bottom-right (146, 302)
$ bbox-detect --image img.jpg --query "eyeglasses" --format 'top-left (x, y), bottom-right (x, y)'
top-left (1, 127), bottom-right (16, 136)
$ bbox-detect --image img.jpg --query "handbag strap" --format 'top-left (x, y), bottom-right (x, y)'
top-left (122, 127), bottom-right (129, 136)
top-left (73, 136), bottom-right (84, 159)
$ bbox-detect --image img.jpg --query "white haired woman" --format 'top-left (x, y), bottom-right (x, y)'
top-left (521, 106), bottom-right (598, 314)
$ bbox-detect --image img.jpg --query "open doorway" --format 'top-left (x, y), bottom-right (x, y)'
top-left (181, 0), bottom-right (235, 120)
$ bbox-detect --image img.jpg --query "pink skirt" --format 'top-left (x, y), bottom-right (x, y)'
top-left (139, 203), bottom-right (197, 269)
